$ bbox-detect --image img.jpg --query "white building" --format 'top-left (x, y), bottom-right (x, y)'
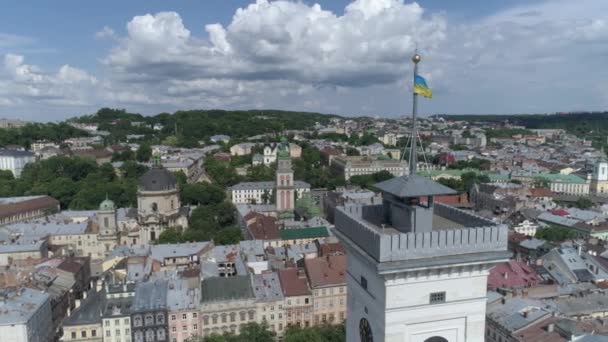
top-left (0, 149), bottom-right (36, 178)
top-left (230, 181), bottom-right (310, 205)
top-left (0, 288), bottom-right (54, 342)
top-left (263, 143), bottom-right (302, 165)
top-left (513, 220), bottom-right (538, 237)
top-left (331, 156), bottom-right (408, 181)
top-left (334, 174), bottom-right (509, 342)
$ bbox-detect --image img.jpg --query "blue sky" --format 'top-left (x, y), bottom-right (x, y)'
top-left (1, 0), bottom-right (607, 121)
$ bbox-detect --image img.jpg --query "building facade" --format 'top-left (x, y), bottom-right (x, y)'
top-left (131, 280), bottom-right (169, 342)
top-left (0, 288), bottom-right (54, 342)
top-left (590, 156), bottom-right (608, 196)
top-left (331, 156), bottom-right (408, 181)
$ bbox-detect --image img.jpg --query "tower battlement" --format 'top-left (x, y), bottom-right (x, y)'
top-left (335, 202), bottom-right (508, 264)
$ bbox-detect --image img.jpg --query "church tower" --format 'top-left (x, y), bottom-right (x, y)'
top-left (590, 148), bottom-right (608, 196)
top-left (98, 197), bottom-right (118, 255)
top-left (276, 137), bottom-right (295, 212)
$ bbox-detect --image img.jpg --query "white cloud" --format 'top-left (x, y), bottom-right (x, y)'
top-left (95, 26), bottom-right (116, 40)
top-left (3, 0), bottom-right (608, 119)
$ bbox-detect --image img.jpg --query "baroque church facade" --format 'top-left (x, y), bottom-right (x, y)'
top-left (96, 163), bottom-right (189, 253)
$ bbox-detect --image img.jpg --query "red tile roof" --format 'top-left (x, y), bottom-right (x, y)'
top-left (278, 268), bottom-right (311, 297)
top-left (488, 261), bottom-right (541, 290)
top-left (246, 213), bottom-right (280, 240)
top-left (304, 255), bottom-right (346, 288)
top-left (530, 188), bottom-right (554, 198)
top-left (550, 209), bottom-right (570, 216)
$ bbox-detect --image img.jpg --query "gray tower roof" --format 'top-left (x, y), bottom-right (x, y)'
top-left (138, 167), bottom-right (177, 191)
top-left (374, 174), bottom-right (457, 198)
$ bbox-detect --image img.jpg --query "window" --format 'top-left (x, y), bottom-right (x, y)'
top-left (115, 319), bottom-right (120, 326)
top-left (81, 331), bottom-right (87, 338)
top-left (430, 292), bottom-right (446, 304)
top-left (71, 332), bottom-right (76, 339)
top-left (182, 325), bottom-right (187, 332)
top-left (172, 327), bottom-right (176, 333)
top-left (193, 324), bottom-right (198, 330)
top-left (230, 312), bottom-right (236, 322)
top-left (248, 311), bottom-right (255, 320)
top-left (239, 312), bottom-right (246, 321)
top-left (92, 330), bottom-right (97, 337)
top-left (182, 314), bottom-right (187, 320)
top-left (203, 315), bottom-right (210, 325)
top-left (106, 330), bottom-right (111, 337)
top-left (305, 298), bottom-right (309, 304)
top-left (212, 315), bottom-right (218, 324)
top-left (192, 313), bottom-right (198, 319)
top-left (360, 276), bottom-right (368, 290)
top-left (116, 329), bottom-right (121, 336)
top-left (221, 313), bottom-right (227, 323)
top-left (171, 315), bottom-right (176, 321)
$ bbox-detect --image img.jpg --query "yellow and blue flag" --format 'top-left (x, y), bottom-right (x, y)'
top-left (413, 74), bottom-right (433, 98)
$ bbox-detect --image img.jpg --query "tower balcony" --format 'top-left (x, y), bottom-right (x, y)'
top-left (334, 202), bottom-right (509, 268)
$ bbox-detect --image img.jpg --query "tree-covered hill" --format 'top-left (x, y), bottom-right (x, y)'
top-left (72, 108), bottom-right (343, 144)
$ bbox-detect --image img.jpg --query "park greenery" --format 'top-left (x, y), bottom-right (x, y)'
top-left (436, 172), bottom-right (491, 192)
top-left (188, 322), bottom-right (345, 342)
top-left (0, 156), bottom-right (146, 209)
top-left (349, 170), bottom-right (393, 189)
top-left (535, 227), bottom-right (578, 242)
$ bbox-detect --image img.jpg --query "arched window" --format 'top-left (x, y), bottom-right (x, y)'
top-left (239, 311), bottom-right (246, 321)
top-left (424, 337), bottom-right (449, 342)
top-left (230, 312), bottom-right (236, 322)
top-left (203, 315), bottom-right (209, 325)
top-left (151, 202), bottom-right (158, 212)
top-left (104, 217), bottom-right (109, 228)
top-left (221, 313), bottom-right (227, 323)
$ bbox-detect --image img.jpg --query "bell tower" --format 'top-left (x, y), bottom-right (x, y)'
top-left (276, 137), bottom-right (295, 212)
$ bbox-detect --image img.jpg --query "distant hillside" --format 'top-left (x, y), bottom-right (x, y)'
top-left (444, 112), bottom-right (608, 147)
top-left (73, 108), bottom-right (343, 144)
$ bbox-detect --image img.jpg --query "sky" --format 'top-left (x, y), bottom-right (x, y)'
top-left (1, 0), bottom-right (607, 121)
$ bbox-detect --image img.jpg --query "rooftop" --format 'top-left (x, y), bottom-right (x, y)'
top-left (201, 275), bottom-right (254, 302)
top-left (252, 272), bottom-right (284, 302)
top-left (280, 227), bottom-right (329, 241)
top-left (0, 288), bottom-right (50, 326)
top-left (150, 242), bottom-right (211, 261)
top-left (304, 255), bottom-right (346, 288)
top-left (374, 174), bottom-right (457, 198)
top-left (132, 279), bottom-right (168, 311)
top-left (278, 268), bottom-right (310, 297)
top-left (64, 290), bottom-right (105, 326)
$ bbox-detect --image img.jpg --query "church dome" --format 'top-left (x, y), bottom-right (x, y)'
top-left (138, 167), bottom-right (177, 192)
top-left (99, 198), bottom-right (115, 211)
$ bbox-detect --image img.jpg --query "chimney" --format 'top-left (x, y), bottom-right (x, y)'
top-left (503, 272), bottom-right (508, 280)
top-left (83, 291), bottom-right (87, 300)
top-left (547, 323), bottom-right (554, 333)
top-left (75, 299), bottom-right (81, 309)
top-left (578, 244), bottom-right (582, 256)
top-left (523, 311), bottom-right (528, 319)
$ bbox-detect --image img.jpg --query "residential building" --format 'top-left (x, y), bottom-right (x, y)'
top-left (131, 279), bottom-right (169, 342)
top-left (252, 272), bottom-right (286, 336)
top-left (0, 288), bottom-right (54, 342)
top-left (487, 261), bottom-right (542, 290)
top-left (167, 279), bottom-right (201, 342)
top-left (150, 242), bottom-right (213, 270)
top-left (331, 156), bottom-right (407, 181)
top-left (0, 148), bottom-right (36, 178)
top-left (0, 119), bottom-right (27, 128)
top-left (103, 284), bottom-right (135, 342)
top-left (305, 255), bottom-right (347, 325)
top-left (230, 143), bottom-right (257, 156)
top-left (334, 173), bottom-right (509, 342)
top-left (62, 290), bottom-right (104, 342)
top-left (200, 276), bottom-right (257, 337)
top-left (486, 297), bottom-right (555, 342)
top-left (262, 142), bottom-right (302, 165)
top-left (278, 268), bottom-right (313, 328)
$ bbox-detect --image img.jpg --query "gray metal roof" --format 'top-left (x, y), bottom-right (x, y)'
top-left (138, 167), bottom-right (177, 192)
top-left (374, 174), bottom-right (457, 198)
top-left (132, 279), bottom-right (168, 311)
top-left (0, 288), bottom-right (50, 326)
top-left (64, 290), bottom-right (105, 326)
top-left (201, 275), bottom-right (254, 302)
top-left (252, 272), bottom-right (284, 302)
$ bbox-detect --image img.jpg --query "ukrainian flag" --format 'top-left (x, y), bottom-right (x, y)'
top-left (413, 74), bottom-right (433, 98)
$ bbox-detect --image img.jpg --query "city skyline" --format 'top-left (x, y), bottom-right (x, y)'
top-left (1, 0), bottom-right (607, 121)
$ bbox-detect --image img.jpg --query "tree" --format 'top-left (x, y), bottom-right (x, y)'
top-left (214, 226), bottom-right (242, 245)
top-left (575, 197), bottom-right (594, 209)
top-left (188, 322), bottom-right (275, 342)
top-left (156, 228), bottom-right (183, 244)
top-left (535, 227), bottom-right (578, 242)
top-left (136, 144), bottom-right (152, 162)
top-left (345, 147), bottom-right (360, 156)
top-left (533, 177), bottom-right (550, 188)
top-left (284, 323), bottom-right (346, 342)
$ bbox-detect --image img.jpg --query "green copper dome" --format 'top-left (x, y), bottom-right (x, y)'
top-left (99, 198), bottom-right (115, 211)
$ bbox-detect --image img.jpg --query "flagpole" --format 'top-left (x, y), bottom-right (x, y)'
top-left (410, 52), bottom-right (421, 175)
